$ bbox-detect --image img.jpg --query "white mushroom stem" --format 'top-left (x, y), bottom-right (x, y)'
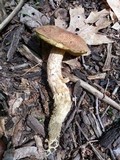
top-left (47, 47), bottom-right (72, 151)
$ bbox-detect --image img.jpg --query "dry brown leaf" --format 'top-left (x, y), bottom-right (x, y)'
top-left (67, 6), bottom-right (113, 45)
top-left (106, 0), bottom-right (120, 20)
top-left (85, 9), bottom-right (109, 23)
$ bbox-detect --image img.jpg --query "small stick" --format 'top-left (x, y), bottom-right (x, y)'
top-left (88, 73), bottom-right (106, 80)
top-left (0, 0), bottom-right (25, 32)
top-left (10, 63), bottom-right (30, 70)
top-left (103, 43), bottom-right (112, 71)
top-left (112, 85), bottom-right (120, 97)
top-left (102, 43), bottom-right (117, 71)
top-left (95, 97), bottom-right (105, 132)
top-left (101, 84), bottom-right (120, 118)
top-left (69, 74), bottom-right (120, 111)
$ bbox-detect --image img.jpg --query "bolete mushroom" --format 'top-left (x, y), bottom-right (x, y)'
top-left (35, 25), bottom-right (90, 154)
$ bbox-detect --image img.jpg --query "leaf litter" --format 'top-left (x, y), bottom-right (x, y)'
top-left (67, 6), bottom-right (113, 45)
top-left (0, 0), bottom-right (120, 160)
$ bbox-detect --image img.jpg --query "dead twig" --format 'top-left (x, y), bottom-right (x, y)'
top-left (102, 43), bottom-right (117, 71)
top-left (87, 73), bottom-right (106, 80)
top-left (101, 83), bottom-right (120, 118)
top-left (95, 97), bottom-right (105, 132)
top-left (0, 0), bottom-right (25, 32)
top-left (69, 74), bottom-right (120, 111)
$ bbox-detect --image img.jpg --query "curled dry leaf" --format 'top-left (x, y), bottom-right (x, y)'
top-left (67, 6), bottom-right (113, 45)
top-left (85, 9), bottom-right (109, 23)
top-left (106, 0), bottom-right (120, 20)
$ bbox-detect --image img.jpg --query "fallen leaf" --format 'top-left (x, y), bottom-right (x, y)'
top-left (85, 9), bottom-right (109, 24)
top-left (67, 6), bottom-right (113, 45)
top-left (112, 22), bottom-right (120, 30)
top-left (106, 0), bottom-right (120, 20)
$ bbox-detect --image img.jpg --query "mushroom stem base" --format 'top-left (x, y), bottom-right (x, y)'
top-left (47, 47), bottom-right (72, 153)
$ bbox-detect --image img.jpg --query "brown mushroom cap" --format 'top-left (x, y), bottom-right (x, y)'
top-left (35, 25), bottom-right (89, 56)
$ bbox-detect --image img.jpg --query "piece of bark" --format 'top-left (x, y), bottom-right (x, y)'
top-left (12, 118), bottom-right (24, 147)
top-left (27, 115), bottom-right (45, 137)
top-left (34, 135), bottom-right (45, 159)
top-left (3, 147), bottom-right (40, 160)
top-left (99, 119), bottom-right (120, 148)
top-left (7, 26), bottom-right (24, 61)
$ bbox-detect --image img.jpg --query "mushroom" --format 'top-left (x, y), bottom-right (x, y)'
top-left (35, 25), bottom-right (90, 154)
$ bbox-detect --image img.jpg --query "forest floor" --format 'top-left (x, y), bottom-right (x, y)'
top-left (0, 0), bottom-right (120, 160)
